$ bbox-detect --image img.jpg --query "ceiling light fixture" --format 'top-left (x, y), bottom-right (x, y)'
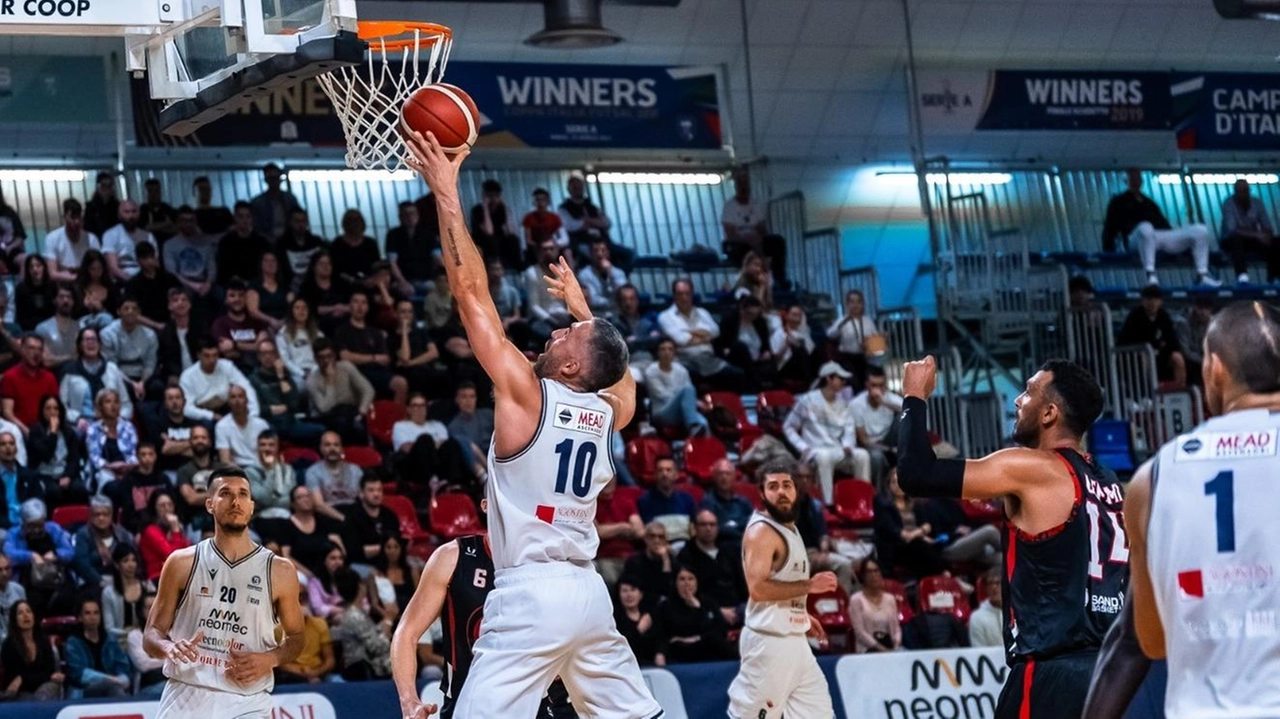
top-left (589, 172), bottom-right (723, 186)
top-left (0, 169), bottom-right (87, 182)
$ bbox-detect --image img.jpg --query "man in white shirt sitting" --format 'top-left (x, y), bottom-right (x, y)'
top-left (577, 239), bottom-right (628, 319)
top-left (642, 338), bottom-right (710, 436)
top-left (179, 336), bottom-right (259, 422)
top-left (967, 569), bottom-right (1003, 648)
top-left (43, 198), bottom-right (101, 283)
top-left (101, 200), bottom-right (157, 282)
top-left (657, 278), bottom-right (744, 390)
top-left (214, 384), bottom-right (268, 468)
top-left (783, 361), bottom-right (871, 505)
top-left (850, 366), bottom-right (902, 489)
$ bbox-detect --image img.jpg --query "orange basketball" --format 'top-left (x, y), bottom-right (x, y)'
top-left (400, 83), bottom-right (480, 153)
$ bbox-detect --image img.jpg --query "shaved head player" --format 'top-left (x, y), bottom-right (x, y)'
top-left (144, 467), bottom-right (305, 718)
top-left (404, 131), bottom-right (662, 719)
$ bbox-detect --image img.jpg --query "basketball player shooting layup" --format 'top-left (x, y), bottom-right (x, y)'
top-left (144, 467), bottom-right (305, 719)
top-left (727, 457), bottom-right (837, 719)
top-left (897, 357), bottom-right (1127, 719)
top-left (404, 130), bottom-right (663, 719)
top-left (1121, 301), bottom-right (1280, 717)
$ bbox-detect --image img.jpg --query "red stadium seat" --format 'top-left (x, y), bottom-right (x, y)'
top-left (961, 499), bottom-right (1004, 526)
top-left (383, 494), bottom-right (435, 560)
top-left (429, 494), bottom-right (484, 540)
top-left (344, 445), bottom-right (383, 470)
top-left (678, 482), bottom-right (704, 506)
top-left (368, 400), bottom-right (405, 449)
top-left (683, 436), bottom-right (727, 482)
top-left (51, 504), bottom-right (89, 530)
top-left (733, 480), bottom-right (763, 510)
top-left (704, 391), bottom-right (763, 448)
top-left (614, 485), bottom-right (643, 508)
top-left (626, 436), bottom-right (672, 486)
top-left (282, 447), bottom-right (321, 466)
top-left (807, 586), bottom-right (853, 652)
top-left (832, 480), bottom-right (875, 526)
top-left (883, 579), bottom-right (915, 624)
top-left (920, 574), bottom-right (971, 623)
top-left (756, 390), bottom-right (795, 437)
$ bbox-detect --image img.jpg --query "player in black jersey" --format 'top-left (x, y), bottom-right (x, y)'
top-left (390, 520), bottom-right (577, 719)
top-left (897, 357), bottom-right (1128, 719)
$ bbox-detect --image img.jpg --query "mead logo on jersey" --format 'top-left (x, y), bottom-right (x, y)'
top-left (198, 607), bottom-right (250, 635)
top-left (1178, 563), bottom-right (1274, 599)
top-left (553, 402), bottom-right (606, 437)
top-left (1179, 430), bottom-right (1276, 461)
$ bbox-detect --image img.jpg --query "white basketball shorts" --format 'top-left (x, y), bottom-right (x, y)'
top-left (157, 678), bottom-right (273, 719)
top-left (727, 626), bottom-right (833, 719)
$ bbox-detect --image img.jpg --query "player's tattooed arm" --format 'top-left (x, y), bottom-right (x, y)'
top-left (446, 227), bottom-right (462, 269)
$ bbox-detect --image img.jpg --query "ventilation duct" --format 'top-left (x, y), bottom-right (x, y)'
top-left (525, 0), bottom-right (624, 49)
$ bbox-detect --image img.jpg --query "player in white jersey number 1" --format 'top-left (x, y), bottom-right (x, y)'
top-left (1122, 300), bottom-right (1280, 718)
top-left (144, 467), bottom-right (305, 718)
top-left (404, 131), bottom-right (662, 719)
top-left (728, 457), bottom-right (837, 719)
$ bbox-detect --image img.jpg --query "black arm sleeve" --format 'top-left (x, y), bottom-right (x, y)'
top-left (896, 396), bottom-right (964, 498)
top-left (1081, 599), bottom-right (1152, 718)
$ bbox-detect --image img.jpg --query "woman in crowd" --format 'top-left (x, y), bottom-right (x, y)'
top-left (247, 250), bottom-right (292, 333)
top-left (15, 254), bottom-right (55, 331)
top-left (614, 576), bottom-right (665, 667)
top-left (85, 388), bottom-right (138, 490)
top-left (281, 486), bottom-right (345, 578)
top-left (306, 542), bottom-right (349, 621)
top-left (772, 303), bottom-right (817, 389)
top-left (138, 489), bottom-right (189, 582)
top-left (298, 250), bottom-right (352, 335)
top-left (60, 327), bottom-right (134, 430)
top-left (0, 600), bottom-right (62, 700)
top-left (333, 567), bottom-right (392, 680)
top-left (277, 296), bottom-right (323, 386)
top-left (717, 294), bottom-right (776, 391)
top-left (848, 557), bottom-right (902, 653)
top-left (73, 250), bottom-right (118, 329)
top-left (826, 289), bottom-right (882, 392)
top-left (873, 469), bottom-right (946, 579)
top-left (366, 534), bottom-right (418, 625)
top-left (655, 565), bottom-right (733, 664)
top-left (732, 250), bottom-right (774, 311)
top-left (28, 395), bottom-right (87, 508)
top-left (124, 593), bottom-right (167, 696)
top-left (101, 544), bottom-right (153, 641)
top-left (330, 209), bottom-right (382, 285)
top-left (63, 597), bottom-right (131, 698)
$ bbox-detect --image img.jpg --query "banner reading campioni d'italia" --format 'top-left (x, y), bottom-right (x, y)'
top-left (1171, 72), bottom-right (1280, 150)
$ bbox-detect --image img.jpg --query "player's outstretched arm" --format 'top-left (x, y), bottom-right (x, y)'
top-left (392, 541), bottom-right (460, 719)
top-left (143, 547), bottom-right (198, 661)
top-left (742, 523), bottom-right (836, 602)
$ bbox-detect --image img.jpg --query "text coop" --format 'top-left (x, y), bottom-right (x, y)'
top-left (2, 0), bottom-right (93, 17)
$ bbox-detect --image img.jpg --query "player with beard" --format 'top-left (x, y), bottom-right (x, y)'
top-left (896, 357), bottom-right (1127, 719)
top-left (144, 467), bottom-right (305, 718)
top-left (727, 457), bottom-right (836, 719)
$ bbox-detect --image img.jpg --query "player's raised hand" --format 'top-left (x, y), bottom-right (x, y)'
top-left (227, 647), bottom-right (276, 685)
top-left (544, 256), bottom-right (592, 321)
top-left (166, 630), bottom-right (205, 663)
top-left (808, 571), bottom-right (838, 595)
top-left (401, 698), bottom-right (440, 719)
top-left (404, 130), bottom-right (470, 196)
top-left (901, 355), bottom-right (938, 400)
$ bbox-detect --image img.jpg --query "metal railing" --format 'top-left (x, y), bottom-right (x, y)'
top-left (1113, 344), bottom-right (1159, 456)
top-left (1065, 304), bottom-right (1121, 414)
top-left (795, 227), bottom-right (842, 305)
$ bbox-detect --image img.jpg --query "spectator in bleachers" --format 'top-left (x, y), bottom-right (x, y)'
top-left (0, 599), bottom-right (62, 700)
top-left (784, 361), bottom-right (871, 505)
top-left (87, 389), bottom-right (138, 491)
top-left (180, 336), bottom-right (258, 422)
top-left (70, 496), bottom-right (132, 589)
top-left (331, 209), bottom-right (382, 286)
top-left (307, 543), bottom-right (348, 618)
top-left (614, 577), bottom-right (664, 667)
top-left (1068, 275), bottom-right (1096, 310)
top-left (137, 490), bottom-right (187, 582)
top-left (0, 289), bottom-right (18, 368)
top-left (471, 180), bottom-right (522, 270)
top-left (624, 521), bottom-right (676, 602)
top-left (483, 256), bottom-right (526, 341)
top-left (968, 569), bottom-right (1003, 648)
top-left (391, 394), bottom-right (473, 500)
top-left (279, 209), bottom-right (326, 289)
top-left (101, 298), bottom-right (158, 401)
top-left (45, 199), bottom-right (101, 285)
top-left (655, 565), bottom-right (734, 663)
top-left (1118, 285), bottom-right (1186, 388)
top-left (35, 285), bottom-right (78, 369)
top-left (2, 335), bottom-right (59, 435)
top-left (0, 188), bottom-right (27, 276)
top-left (61, 328), bottom-right (134, 429)
top-left (83, 172), bottom-right (119, 240)
top-left (578, 239), bottom-right (628, 319)
top-left (64, 597), bottom-right (131, 698)
top-left (1174, 296), bottom-right (1214, 388)
top-left (523, 238), bottom-right (573, 344)
top-left (275, 584), bottom-right (335, 685)
top-left (247, 433), bottom-right (295, 540)
top-left (101, 544), bottom-right (150, 641)
top-left (28, 397), bottom-right (82, 506)
top-left (212, 278), bottom-right (269, 365)
top-left (1102, 168), bottom-right (1220, 287)
top-left (643, 338), bottom-right (710, 437)
top-left (447, 381), bottom-right (494, 457)
top-left (391, 299), bottom-right (448, 395)
top-left (637, 457), bottom-right (696, 542)
top-left (124, 593), bottom-right (166, 696)
top-left (306, 431), bottom-right (362, 521)
top-left (385, 201), bottom-right (435, 297)
top-left (139, 178), bottom-right (177, 243)
top-left (905, 597), bottom-right (969, 650)
top-left (716, 294), bottom-right (776, 391)
top-left (249, 339), bottom-right (323, 449)
top-left (559, 174), bottom-right (633, 273)
top-left (613, 284), bottom-right (661, 366)
top-left (156, 289), bottom-right (202, 393)
top-left (306, 339), bottom-right (374, 442)
top-left (422, 267), bottom-right (453, 330)
top-left (722, 168), bottom-right (785, 286)
top-left (247, 251), bottom-right (289, 334)
top-left (522, 188), bottom-right (565, 264)
top-left (792, 462), bottom-right (856, 595)
top-left (659, 279), bottom-right (743, 390)
top-left (700, 458), bottom-right (752, 542)
top-left (849, 558), bottom-right (901, 653)
top-left (595, 479), bottom-right (643, 588)
top-left (250, 164), bottom-right (301, 241)
top-left (852, 366), bottom-right (901, 489)
top-left (677, 509), bottom-right (747, 628)
top-left (174, 425), bottom-right (214, 536)
top-left (75, 251), bottom-right (118, 330)
top-left (368, 532), bottom-right (416, 625)
top-left (102, 200), bottom-right (156, 283)
top-left (341, 473), bottom-right (401, 568)
top-left (873, 469), bottom-right (945, 579)
top-left (334, 566), bottom-right (393, 680)
top-left (916, 496), bottom-right (1002, 568)
top-left (8, 498), bottom-right (75, 615)
top-left (0, 553), bottom-right (24, 647)
top-left (0, 432), bottom-right (41, 528)
top-left (299, 250), bottom-right (352, 336)
top-left (215, 201), bottom-right (270, 290)
top-left (125, 244), bottom-right (180, 333)
top-left (163, 207), bottom-right (218, 306)
top-left (772, 304), bottom-right (816, 390)
top-left (1220, 178), bottom-right (1276, 285)
top-left (15, 255), bottom-right (55, 332)
top-left (335, 289), bottom-right (394, 397)
top-left (146, 386), bottom-right (199, 476)
top-left (192, 176), bottom-right (232, 235)
top-left (214, 385), bottom-right (268, 469)
top-left (826, 289), bottom-right (880, 392)
top-left (283, 488), bottom-right (344, 578)
top-left (731, 251), bottom-right (774, 311)
top-left (278, 297), bottom-right (323, 386)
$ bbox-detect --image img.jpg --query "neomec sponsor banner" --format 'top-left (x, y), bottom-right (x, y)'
top-left (837, 647), bottom-right (1008, 719)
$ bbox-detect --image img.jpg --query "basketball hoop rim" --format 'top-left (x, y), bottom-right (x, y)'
top-left (357, 20), bottom-right (452, 51)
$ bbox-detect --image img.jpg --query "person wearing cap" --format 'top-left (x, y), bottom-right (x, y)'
top-left (783, 361), bottom-right (872, 505)
top-left (1118, 285), bottom-right (1186, 389)
top-left (6, 498), bottom-right (76, 615)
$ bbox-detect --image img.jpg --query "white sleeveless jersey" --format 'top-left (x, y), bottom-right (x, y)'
top-left (1148, 409), bottom-right (1280, 718)
top-left (486, 379), bottom-right (616, 570)
top-left (165, 539), bottom-right (279, 696)
top-left (743, 511), bottom-right (810, 636)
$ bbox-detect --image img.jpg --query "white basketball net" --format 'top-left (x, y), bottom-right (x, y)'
top-left (316, 27), bottom-right (453, 170)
